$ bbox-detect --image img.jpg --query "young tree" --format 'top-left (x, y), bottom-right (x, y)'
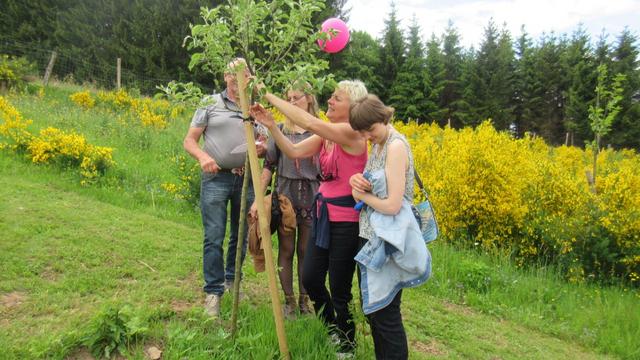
top-left (588, 64), bottom-right (625, 189)
top-left (183, 2), bottom-right (333, 357)
top-left (186, 0), bottom-right (331, 94)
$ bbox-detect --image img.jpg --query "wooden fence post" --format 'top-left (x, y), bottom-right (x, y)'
top-left (116, 58), bottom-right (121, 90)
top-left (43, 51), bottom-right (57, 86)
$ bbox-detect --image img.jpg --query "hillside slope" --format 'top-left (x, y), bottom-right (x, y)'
top-left (0, 155), bottom-right (616, 359)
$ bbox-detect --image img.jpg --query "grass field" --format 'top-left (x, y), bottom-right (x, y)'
top-left (1, 84), bottom-right (638, 359)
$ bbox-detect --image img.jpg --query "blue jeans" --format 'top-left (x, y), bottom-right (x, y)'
top-left (200, 171), bottom-right (254, 295)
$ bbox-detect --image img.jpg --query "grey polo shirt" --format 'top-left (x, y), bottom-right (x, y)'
top-left (190, 91), bottom-right (249, 169)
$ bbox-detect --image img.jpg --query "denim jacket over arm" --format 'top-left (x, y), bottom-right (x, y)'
top-left (355, 170), bottom-right (432, 315)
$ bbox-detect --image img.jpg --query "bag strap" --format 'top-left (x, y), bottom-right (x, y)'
top-left (270, 123), bottom-right (286, 192)
top-left (414, 171), bottom-right (431, 201)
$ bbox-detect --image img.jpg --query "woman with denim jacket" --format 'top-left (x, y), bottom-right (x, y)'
top-left (349, 95), bottom-right (429, 360)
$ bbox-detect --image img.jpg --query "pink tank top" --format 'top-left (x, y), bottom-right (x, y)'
top-left (318, 140), bottom-right (367, 222)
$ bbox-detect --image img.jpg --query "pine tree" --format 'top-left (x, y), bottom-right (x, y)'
top-left (313, 0), bottom-right (350, 25)
top-left (594, 31), bottom-right (613, 69)
top-left (562, 25), bottom-right (597, 146)
top-left (440, 22), bottom-right (466, 128)
top-left (330, 31), bottom-right (383, 96)
top-left (531, 33), bottom-right (568, 144)
top-left (608, 28), bottom-right (640, 149)
top-left (389, 16), bottom-right (426, 122)
top-left (494, 25), bottom-right (517, 129)
top-left (52, 0), bottom-right (214, 92)
top-left (423, 34), bottom-right (446, 124)
top-left (465, 19), bottom-right (515, 129)
top-left (513, 26), bottom-right (537, 137)
top-left (378, 2), bottom-right (405, 102)
top-left (0, 0), bottom-right (59, 47)
top-left (459, 47), bottom-right (481, 126)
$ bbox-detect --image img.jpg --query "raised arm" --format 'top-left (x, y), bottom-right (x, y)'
top-left (250, 103), bottom-right (322, 159)
top-left (263, 93), bottom-right (365, 155)
top-left (352, 140), bottom-right (408, 215)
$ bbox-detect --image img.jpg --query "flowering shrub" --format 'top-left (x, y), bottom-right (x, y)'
top-left (394, 120), bottom-right (640, 285)
top-left (97, 89), bottom-right (133, 110)
top-left (74, 89), bottom-right (185, 129)
top-left (0, 96), bottom-right (114, 184)
top-left (69, 90), bottom-right (96, 109)
top-left (0, 96), bottom-right (33, 152)
top-left (161, 154), bottom-right (200, 206)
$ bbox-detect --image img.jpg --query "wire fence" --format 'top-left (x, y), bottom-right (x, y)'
top-left (0, 37), bottom-right (189, 95)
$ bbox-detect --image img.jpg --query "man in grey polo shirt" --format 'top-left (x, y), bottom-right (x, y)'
top-left (183, 58), bottom-right (262, 317)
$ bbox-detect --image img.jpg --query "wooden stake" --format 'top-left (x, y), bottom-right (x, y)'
top-left (236, 67), bottom-right (290, 359)
top-left (43, 51), bottom-right (57, 86)
top-left (231, 156), bottom-right (250, 339)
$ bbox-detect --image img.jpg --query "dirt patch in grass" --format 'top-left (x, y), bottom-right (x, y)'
top-left (442, 300), bottom-right (475, 316)
top-left (412, 339), bottom-right (447, 356)
top-left (170, 300), bottom-right (194, 313)
top-left (1, 291), bottom-right (26, 309)
top-left (42, 266), bottom-right (62, 281)
top-left (144, 344), bottom-right (163, 359)
top-left (177, 271), bottom-right (200, 293)
top-left (65, 347), bottom-right (95, 360)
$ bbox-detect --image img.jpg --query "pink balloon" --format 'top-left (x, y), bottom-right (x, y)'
top-left (317, 18), bottom-right (350, 54)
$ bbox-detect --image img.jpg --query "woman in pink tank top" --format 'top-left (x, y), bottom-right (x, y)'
top-left (251, 80), bottom-right (367, 355)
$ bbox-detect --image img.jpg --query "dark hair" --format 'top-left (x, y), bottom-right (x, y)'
top-left (349, 94), bottom-right (394, 131)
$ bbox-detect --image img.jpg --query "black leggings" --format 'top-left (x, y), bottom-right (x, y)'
top-left (302, 221), bottom-right (360, 350)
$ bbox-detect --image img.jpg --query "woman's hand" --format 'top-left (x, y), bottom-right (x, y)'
top-left (352, 188), bottom-right (365, 202)
top-left (250, 103), bottom-right (276, 129)
top-left (249, 201), bottom-right (258, 219)
top-left (349, 173), bottom-right (372, 193)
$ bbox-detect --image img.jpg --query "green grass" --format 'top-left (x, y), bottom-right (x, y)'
top-left (0, 155), bottom-right (340, 359)
top-left (1, 84), bottom-right (639, 359)
top-left (8, 82), bottom-right (200, 226)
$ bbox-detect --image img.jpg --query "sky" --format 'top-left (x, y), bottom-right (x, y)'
top-left (345, 0), bottom-right (640, 48)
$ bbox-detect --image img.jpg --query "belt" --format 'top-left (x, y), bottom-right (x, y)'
top-left (218, 168), bottom-right (233, 174)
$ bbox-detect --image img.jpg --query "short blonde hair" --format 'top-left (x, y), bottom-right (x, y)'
top-left (336, 80), bottom-right (368, 104)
